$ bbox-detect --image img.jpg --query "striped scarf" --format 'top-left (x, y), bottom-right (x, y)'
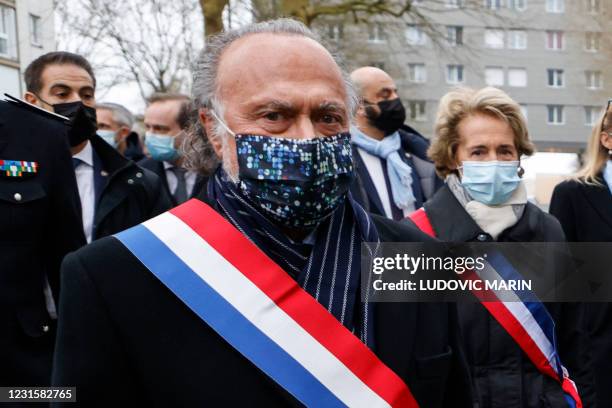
top-left (209, 169), bottom-right (380, 348)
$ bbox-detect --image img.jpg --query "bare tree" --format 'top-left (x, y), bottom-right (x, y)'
top-left (56, 0), bottom-right (203, 102)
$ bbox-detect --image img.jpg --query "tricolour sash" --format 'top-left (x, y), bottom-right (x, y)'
top-left (408, 208), bottom-right (582, 408)
top-left (114, 199), bottom-right (418, 408)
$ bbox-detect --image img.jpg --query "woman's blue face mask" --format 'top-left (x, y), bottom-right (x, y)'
top-left (460, 160), bottom-right (521, 206)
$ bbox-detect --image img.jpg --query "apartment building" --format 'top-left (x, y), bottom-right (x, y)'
top-left (0, 0), bottom-right (55, 97)
top-left (316, 0), bottom-right (612, 151)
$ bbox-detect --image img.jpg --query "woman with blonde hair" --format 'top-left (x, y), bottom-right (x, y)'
top-left (550, 99), bottom-right (612, 407)
top-left (408, 87), bottom-right (594, 407)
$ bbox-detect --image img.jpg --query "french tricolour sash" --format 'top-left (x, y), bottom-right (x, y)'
top-left (409, 208), bottom-right (582, 408)
top-left (114, 199), bottom-right (418, 408)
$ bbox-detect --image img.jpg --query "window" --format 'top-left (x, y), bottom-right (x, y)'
top-left (586, 0), bottom-right (600, 13)
top-left (447, 64), bottom-right (465, 84)
top-left (585, 32), bottom-right (600, 52)
top-left (485, 0), bottom-right (502, 9)
top-left (446, 0), bottom-right (463, 7)
top-left (585, 106), bottom-right (602, 126)
top-left (485, 28), bottom-right (505, 48)
top-left (508, 68), bottom-right (527, 87)
top-left (585, 70), bottom-right (602, 89)
top-left (0, 5), bottom-right (17, 59)
top-left (510, 0), bottom-right (527, 10)
top-left (546, 30), bottom-right (564, 50)
top-left (408, 63), bottom-right (427, 83)
top-left (547, 105), bottom-right (564, 125)
top-left (485, 66), bottom-right (505, 86)
top-left (408, 101), bottom-right (427, 122)
top-left (368, 23), bottom-right (386, 43)
top-left (406, 24), bottom-right (426, 45)
top-left (327, 23), bottom-right (343, 41)
top-left (508, 29), bottom-right (527, 49)
top-left (546, 0), bottom-right (564, 13)
top-left (29, 14), bottom-right (41, 46)
top-left (520, 105), bottom-right (528, 121)
top-left (547, 69), bottom-right (564, 87)
top-left (447, 26), bottom-right (463, 46)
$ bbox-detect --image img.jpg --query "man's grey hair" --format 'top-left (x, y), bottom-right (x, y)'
top-left (96, 102), bottom-right (134, 129)
top-left (182, 18), bottom-right (358, 175)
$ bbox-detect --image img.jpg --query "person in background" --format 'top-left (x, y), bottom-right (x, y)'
top-left (550, 99), bottom-right (612, 407)
top-left (139, 93), bottom-right (207, 205)
top-left (23, 51), bottom-right (171, 243)
top-left (96, 102), bottom-right (145, 161)
top-left (349, 66), bottom-right (441, 221)
top-left (408, 87), bottom-right (594, 408)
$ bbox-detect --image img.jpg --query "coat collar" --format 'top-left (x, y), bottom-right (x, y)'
top-left (424, 184), bottom-right (542, 242)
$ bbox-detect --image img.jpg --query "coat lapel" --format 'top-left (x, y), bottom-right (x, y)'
top-left (424, 185), bottom-right (482, 241)
top-left (352, 145), bottom-right (386, 216)
top-left (581, 178), bottom-right (612, 230)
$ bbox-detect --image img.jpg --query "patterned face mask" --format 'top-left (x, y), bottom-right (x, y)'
top-left (235, 133), bottom-right (354, 228)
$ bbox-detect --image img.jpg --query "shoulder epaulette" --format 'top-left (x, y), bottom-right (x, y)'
top-left (3, 93), bottom-right (70, 124)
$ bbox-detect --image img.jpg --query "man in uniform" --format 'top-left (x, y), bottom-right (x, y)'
top-left (51, 20), bottom-right (471, 407)
top-left (0, 95), bottom-right (85, 386)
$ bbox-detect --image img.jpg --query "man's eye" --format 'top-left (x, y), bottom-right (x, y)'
top-left (264, 112), bottom-right (282, 121)
top-left (471, 150), bottom-right (482, 156)
top-left (321, 114), bottom-right (340, 124)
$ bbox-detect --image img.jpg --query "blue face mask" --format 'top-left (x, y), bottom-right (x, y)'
top-left (145, 132), bottom-right (179, 162)
top-left (97, 130), bottom-right (117, 148)
top-left (460, 160), bottom-right (521, 205)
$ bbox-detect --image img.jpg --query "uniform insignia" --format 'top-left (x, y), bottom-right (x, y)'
top-left (0, 159), bottom-right (38, 177)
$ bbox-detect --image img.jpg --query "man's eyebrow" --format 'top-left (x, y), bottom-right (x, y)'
top-left (49, 83), bottom-right (71, 91)
top-left (252, 100), bottom-right (294, 111)
top-left (314, 101), bottom-right (347, 115)
top-left (78, 86), bottom-right (95, 93)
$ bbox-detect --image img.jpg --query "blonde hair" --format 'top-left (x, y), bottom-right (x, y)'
top-left (574, 104), bottom-right (611, 185)
top-left (428, 87), bottom-right (535, 178)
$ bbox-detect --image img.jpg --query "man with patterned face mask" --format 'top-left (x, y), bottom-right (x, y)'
top-left (52, 20), bottom-right (471, 407)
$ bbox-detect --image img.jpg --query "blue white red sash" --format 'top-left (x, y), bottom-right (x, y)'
top-left (408, 208), bottom-right (582, 408)
top-left (115, 199), bottom-right (418, 408)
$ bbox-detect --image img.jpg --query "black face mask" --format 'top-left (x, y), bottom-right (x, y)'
top-left (53, 101), bottom-right (98, 147)
top-left (364, 97), bottom-right (406, 136)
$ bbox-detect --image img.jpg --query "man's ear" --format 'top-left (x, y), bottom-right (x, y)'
top-left (200, 108), bottom-right (223, 157)
top-left (24, 92), bottom-right (38, 105)
top-left (118, 127), bottom-right (131, 141)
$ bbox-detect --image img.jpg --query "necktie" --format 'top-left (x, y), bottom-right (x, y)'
top-left (171, 167), bottom-right (188, 204)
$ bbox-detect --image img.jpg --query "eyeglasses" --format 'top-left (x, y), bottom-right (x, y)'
top-left (601, 98), bottom-right (612, 133)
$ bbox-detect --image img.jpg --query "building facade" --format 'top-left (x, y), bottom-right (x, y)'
top-left (316, 0), bottom-right (612, 151)
top-left (0, 0), bottom-right (55, 98)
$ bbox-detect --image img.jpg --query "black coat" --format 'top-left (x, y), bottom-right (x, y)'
top-left (89, 135), bottom-right (172, 240)
top-left (0, 99), bottom-right (85, 386)
top-left (350, 127), bottom-right (443, 220)
top-left (422, 185), bottom-right (595, 408)
top-left (550, 178), bottom-right (612, 407)
top-left (138, 157), bottom-right (207, 206)
top-left (51, 196), bottom-right (473, 407)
